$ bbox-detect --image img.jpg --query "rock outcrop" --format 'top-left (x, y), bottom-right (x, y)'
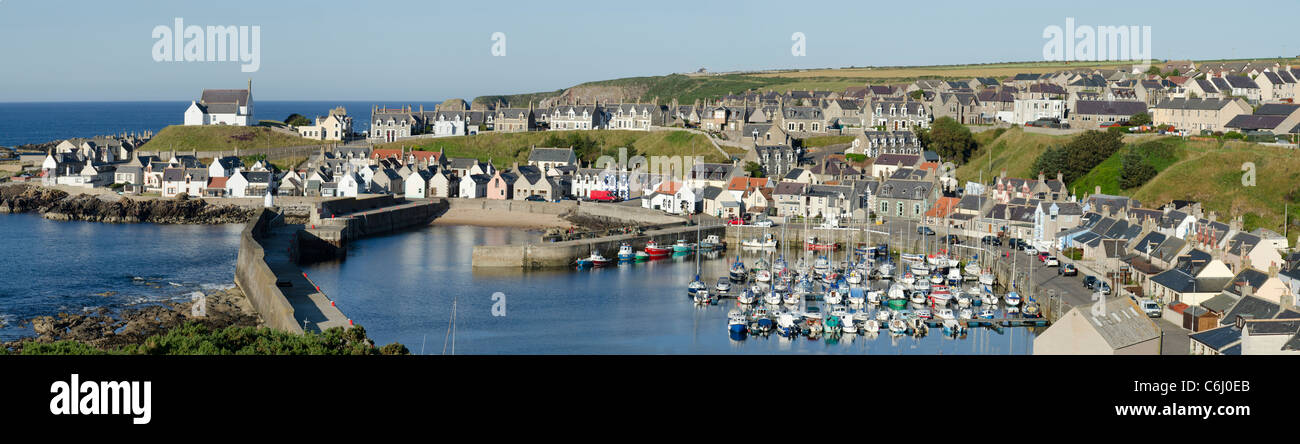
top-left (1, 184), bottom-right (254, 224)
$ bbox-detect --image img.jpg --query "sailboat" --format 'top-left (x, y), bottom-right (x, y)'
top-left (729, 255), bottom-right (748, 282)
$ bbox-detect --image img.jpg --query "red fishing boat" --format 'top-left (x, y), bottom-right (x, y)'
top-left (644, 240), bottom-right (671, 257)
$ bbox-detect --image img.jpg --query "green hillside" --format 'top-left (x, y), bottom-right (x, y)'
top-left (374, 129), bottom-right (727, 169)
top-left (141, 125), bottom-right (321, 152)
top-left (957, 129), bottom-right (1299, 245)
top-left (954, 127), bottom-right (1072, 185)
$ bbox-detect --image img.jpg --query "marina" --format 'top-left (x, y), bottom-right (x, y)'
top-left (300, 224), bottom-right (1040, 354)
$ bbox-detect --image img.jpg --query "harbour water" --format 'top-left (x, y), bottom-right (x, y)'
top-left (302, 225), bottom-right (1038, 354)
top-left (0, 214), bottom-right (243, 341)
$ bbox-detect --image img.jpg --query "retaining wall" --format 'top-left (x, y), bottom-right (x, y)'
top-left (473, 224), bottom-right (725, 269)
top-left (234, 208), bottom-right (304, 333)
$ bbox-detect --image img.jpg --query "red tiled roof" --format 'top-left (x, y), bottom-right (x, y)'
top-left (727, 177), bottom-right (767, 192)
top-left (924, 197), bottom-right (960, 218)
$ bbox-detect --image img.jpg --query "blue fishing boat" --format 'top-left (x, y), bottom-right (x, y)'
top-left (617, 243), bottom-right (636, 261)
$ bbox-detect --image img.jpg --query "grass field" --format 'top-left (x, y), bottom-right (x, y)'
top-left (141, 125), bottom-right (321, 152)
top-left (799, 135), bottom-right (856, 148)
top-left (373, 130), bottom-right (727, 169)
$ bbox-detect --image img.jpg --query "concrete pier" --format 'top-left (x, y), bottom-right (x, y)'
top-left (474, 223), bottom-right (726, 269)
top-left (234, 209), bottom-right (350, 333)
top-left (297, 196), bottom-right (447, 263)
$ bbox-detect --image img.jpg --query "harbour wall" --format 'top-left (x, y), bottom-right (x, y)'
top-left (446, 198), bottom-right (685, 226)
top-left (473, 224), bottom-right (725, 268)
top-left (234, 208), bottom-right (304, 333)
top-left (298, 198), bottom-right (448, 263)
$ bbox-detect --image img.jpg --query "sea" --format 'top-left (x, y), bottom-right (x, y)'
top-left (0, 101), bottom-right (444, 148)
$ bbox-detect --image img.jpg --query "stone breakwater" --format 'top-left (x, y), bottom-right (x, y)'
top-left (0, 184), bottom-right (254, 224)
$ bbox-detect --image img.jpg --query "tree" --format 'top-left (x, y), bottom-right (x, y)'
top-left (1119, 149), bottom-right (1156, 189)
top-left (924, 117), bottom-right (977, 164)
top-left (743, 161), bottom-right (765, 178)
top-left (1129, 112), bottom-right (1152, 126)
top-left (1030, 130), bottom-right (1125, 185)
top-left (285, 113), bottom-right (311, 127)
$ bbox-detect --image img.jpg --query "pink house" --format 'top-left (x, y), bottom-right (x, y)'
top-left (486, 169), bottom-right (515, 200)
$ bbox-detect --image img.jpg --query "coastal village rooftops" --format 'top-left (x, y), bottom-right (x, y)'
top-left (1221, 296), bottom-right (1281, 326)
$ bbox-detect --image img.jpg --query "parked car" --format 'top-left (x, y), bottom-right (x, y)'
top-left (981, 235), bottom-right (1001, 246)
top-left (1083, 275), bottom-right (1099, 289)
top-left (1059, 264), bottom-right (1077, 276)
top-left (917, 226), bottom-right (936, 236)
top-left (1044, 256), bottom-right (1060, 267)
top-left (1140, 300), bottom-right (1162, 318)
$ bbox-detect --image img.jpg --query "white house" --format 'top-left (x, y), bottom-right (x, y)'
top-left (184, 80), bottom-right (254, 126)
top-left (459, 174), bottom-right (490, 199)
top-left (405, 169), bottom-right (434, 199)
top-left (337, 172), bottom-right (364, 197)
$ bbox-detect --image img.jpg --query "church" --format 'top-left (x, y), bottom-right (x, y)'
top-left (183, 80), bottom-right (254, 126)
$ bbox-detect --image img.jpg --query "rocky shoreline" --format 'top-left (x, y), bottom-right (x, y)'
top-left (0, 184), bottom-right (255, 224)
top-left (2, 285), bottom-right (261, 353)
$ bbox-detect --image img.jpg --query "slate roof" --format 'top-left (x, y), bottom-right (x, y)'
top-left (876, 180), bottom-right (933, 200)
top-left (1254, 103), bottom-right (1300, 116)
top-left (1221, 295), bottom-right (1280, 325)
top-left (1155, 98), bottom-right (1239, 110)
top-left (1189, 325), bottom-right (1241, 350)
top-left (1225, 114), bottom-right (1286, 130)
top-left (1201, 292), bottom-right (1241, 313)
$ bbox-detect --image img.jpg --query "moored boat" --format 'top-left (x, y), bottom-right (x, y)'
top-left (644, 240), bottom-right (671, 257)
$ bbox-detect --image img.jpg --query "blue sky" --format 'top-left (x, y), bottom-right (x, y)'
top-left (0, 0), bottom-right (1293, 102)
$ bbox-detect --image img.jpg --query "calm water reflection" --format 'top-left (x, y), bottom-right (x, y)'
top-left (302, 225), bottom-right (1037, 354)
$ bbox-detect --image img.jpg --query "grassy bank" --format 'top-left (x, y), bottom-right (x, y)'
top-left (141, 125), bottom-right (322, 152)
